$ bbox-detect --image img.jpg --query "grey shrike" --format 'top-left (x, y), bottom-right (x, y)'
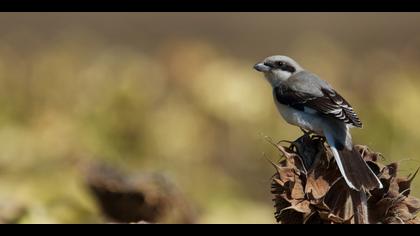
top-left (254, 55), bottom-right (382, 191)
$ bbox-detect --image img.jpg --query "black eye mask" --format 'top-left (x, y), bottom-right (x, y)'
top-left (264, 61), bottom-right (296, 73)
top-left (278, 63), bottom-right (296, 73)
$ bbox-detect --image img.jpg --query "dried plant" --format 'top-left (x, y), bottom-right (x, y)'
top-left (270, 134), bottom-right (420, 224)
top-left (85, 162), bottom-right (197, 224)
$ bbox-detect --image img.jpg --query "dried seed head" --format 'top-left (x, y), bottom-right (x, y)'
top-left (271, 134), bottom-right (420, 224)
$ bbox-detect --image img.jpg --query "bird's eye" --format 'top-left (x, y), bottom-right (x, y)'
top-left (276, 61), bottom-right (285, 67)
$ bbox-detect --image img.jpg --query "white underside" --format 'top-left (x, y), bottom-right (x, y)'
top-left (274, 102), bottom-right (325, 135)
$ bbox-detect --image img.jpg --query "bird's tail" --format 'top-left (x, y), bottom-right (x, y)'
top-left (330, 145), bottom-right (383, 191)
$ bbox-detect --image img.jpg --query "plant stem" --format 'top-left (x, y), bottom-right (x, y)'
top-left (350, 189), bottom-right (369, 224)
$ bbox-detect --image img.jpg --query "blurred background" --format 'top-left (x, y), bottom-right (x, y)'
top-left (0, 13), bottom-right (419, 223)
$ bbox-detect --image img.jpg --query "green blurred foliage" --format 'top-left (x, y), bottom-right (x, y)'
top-left (0, 13), bottom-right (419, 223)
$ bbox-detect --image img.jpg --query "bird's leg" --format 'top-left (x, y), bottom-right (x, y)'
top-left (312, 134), bottom-right (326, 143)
top-left (291, 128), bottom-right (314, 150)
top-left (300, 127), bottom-right (314, 137)
top-left (299, 127), bottom-right (326, 143)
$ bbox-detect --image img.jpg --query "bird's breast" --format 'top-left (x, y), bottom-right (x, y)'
top-left (273, 98), bottom-right (324, 135)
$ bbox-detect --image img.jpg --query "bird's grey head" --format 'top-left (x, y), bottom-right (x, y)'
top-left (253, 55), bottom-right (303, 87)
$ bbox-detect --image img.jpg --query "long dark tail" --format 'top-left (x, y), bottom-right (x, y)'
top-left (330, 146), bottom-right (383, 191)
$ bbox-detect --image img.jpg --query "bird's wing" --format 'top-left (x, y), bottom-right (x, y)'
top-left (274, 72), bottom-right (363, 128)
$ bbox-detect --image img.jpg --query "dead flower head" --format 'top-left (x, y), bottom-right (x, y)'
top-left (270, 134), bottom-right (420, 224)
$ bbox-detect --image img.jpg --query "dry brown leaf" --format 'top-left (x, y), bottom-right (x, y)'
top-left (281, 200), bottom-right (312, 214)
top-left (290, 176), bottom-right (306, 200)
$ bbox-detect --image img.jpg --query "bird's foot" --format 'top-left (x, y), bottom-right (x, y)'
top-left (312, 135), bottom-right (326, 143)
top-left (299, 128), bottom-right (326, 143)
top-left (300, 128), bottom-right (314, 136)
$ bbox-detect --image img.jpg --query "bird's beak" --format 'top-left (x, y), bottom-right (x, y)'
top-left (253, 63), bottom-right (270, 72)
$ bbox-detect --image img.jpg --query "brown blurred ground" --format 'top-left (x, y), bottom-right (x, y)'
top-left (0, 13), bottom-right (419, 223)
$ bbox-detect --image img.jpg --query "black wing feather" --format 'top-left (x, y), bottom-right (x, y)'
top-left (274, 85), bottom-right (363, 128)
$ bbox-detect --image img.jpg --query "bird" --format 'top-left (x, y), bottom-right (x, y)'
top-left (254, 55), bottom-right (383, 191)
